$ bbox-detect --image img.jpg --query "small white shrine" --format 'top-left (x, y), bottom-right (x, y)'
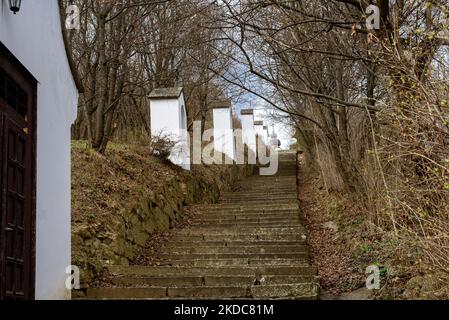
top-left (241, 109), bottom-right (257, 156)
top-left (212, 100), bottom-right (235, 162)
top-left (149, 87), bottom-right (190, 170)
top-left (254, 120), bottom-right (265, 145)
top-left (263, 125), bottom-right (270, 145)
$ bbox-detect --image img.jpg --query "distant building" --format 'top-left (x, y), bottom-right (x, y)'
top-left (270, 132), bottom-right (281, 148)
top-left (212, 100), bottom-right (235, 161)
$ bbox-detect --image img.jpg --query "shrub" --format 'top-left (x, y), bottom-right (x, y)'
top-left (149, 132), bottom-right (177, 161)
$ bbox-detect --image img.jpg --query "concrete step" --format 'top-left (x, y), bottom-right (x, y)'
top-left (198, 210), bottom-right (300, 217)
top-left (111, 275), bottom-right (316, 287)
top-left (155, 252), bottom-right (309, 261)
top-left (177, 226), bottom-right (306, 235)
top-left (232, 191), bottom-right (296, 195)
top-left (162, 245), bottom-right (308, 254)
top-left (108, 265), bottom-right (318, 277)
top-left (198, 211), bottom-right (300, 219)
top-left (162, 240), bottom-right (307, 248)
top-left (219, 195), bottom-right (297, 201)
top-left (198, 217), bottom-right (300, 223)
top-left (87, 283), bottom-right (318, 299)
top-left (222, 187), bottom-right (297, 193)
top-left (222, 188), bottom-right (296, 192)
top-left (199, 214), bottom-right (300, 220)
top-left (199, 204), bottom-right (299, 211)
top-left (171, 233), bottom-right (307, 242)
top-left (194, 223), bottom-right (303, 229)
top-left (151, 258), bottom-right (311, 267)
top-left (219, 198), bottom-right (297, 203)
top-left (220, 191), bottom-right (297, 196)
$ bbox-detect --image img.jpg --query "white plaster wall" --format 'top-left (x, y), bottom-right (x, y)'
top-left (0, 1), bottom-right (78, 299)
top-left (264, 128), bottom-right (270, 145)
top-left (150, 96), bottom-right (190, 170)
top-left (241, 114), bottom-right (256, 154)
top-left (213, 108), bottom-right (235, 160)
top-left (178, 94), bottom-right (190, 170)
top-left (254, 124), bottom-right (265, 144)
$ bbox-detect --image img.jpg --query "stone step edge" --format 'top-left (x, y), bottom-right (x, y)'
top-left (86, 283), bottom-right (319, 299)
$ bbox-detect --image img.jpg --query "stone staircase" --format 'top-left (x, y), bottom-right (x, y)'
top-left (86, 151), bottom-right (319, 299)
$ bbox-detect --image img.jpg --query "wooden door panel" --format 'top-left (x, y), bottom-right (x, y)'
top-left (0, 43), bottom-right (36, 300)
top-left (1, 115), bottom-right (31, 299)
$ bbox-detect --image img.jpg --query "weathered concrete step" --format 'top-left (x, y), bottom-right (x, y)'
top-left (178, 226), bottom-right (306, 235)
top-left (163, 245), bottom-right (308, 254)
top-left (238, 179), bottom-right (296, 184)
top-left (199, 208), bottom-right (300, 214)
top-left (219, 198), bottom-right (297, 203)
top-left (196, 218), bottom-right (301, 225)
top-left (152, 258), bottom-right (310, 267)
top-left (200, 204), bottom-right (298, 211)
top-left (264, 173), bottom-right (297, 177)
top-left (176, 232), bottom-right (306, 239)
top-left (242, 175), bottom-right (296, 180)
top-left (261, 172), bottom-right (296, 176)
top-left (87, 283), bottom-right (318, 299)
top-left (198, 211), bottom-right (300, 218)
top-left (156, 252), bottom-right (309, 261)
top-left (199, 214), bottom-right (301, 225)
top-left (220, 190), bottom-right (297, 196)
top-left (234, 187), bottom-right (296, 191)
top-left (222, 188), bottom-right (296, 192)
top-left (195, 223), bottom-right (303, 229)
top-left (242, 175), bottom-right (296, 179)
top-left (109, 265), bottom-right (317, 277)
top-left (162, 240), bottom-right (307, 248)
top-left (219, 195), bottom-right (297, 201)
top-left (232, 191), bottom-right (296, 196)
top-left (171, 233), bottom-right (307, 242)
top-left (198, 210), bottom-right (300, 217)
top-left (219, 196), bottom-right (297, 201)
top-left (111, 275), bottom-right (316, 287)
top-left (184, 224), bottom-right (304, 230)
top-left (198, 213), bottom-right (300, 220)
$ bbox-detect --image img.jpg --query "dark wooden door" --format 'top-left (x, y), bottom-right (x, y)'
top-left (0, 43), bottom-right (36, 300)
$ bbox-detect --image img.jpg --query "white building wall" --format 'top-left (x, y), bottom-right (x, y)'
top-left (255, 124), bottom-right (265, 145)
top-left (0, 1), bottom-right (79, 299)
top-left (264, 127), bottom-right (270, 145)
top-left (213, 108), bottom-right (235, 160)
top-left (150, 95), bottom-right (190, 170)
top-left (241, 114), bottom-right (256, 154)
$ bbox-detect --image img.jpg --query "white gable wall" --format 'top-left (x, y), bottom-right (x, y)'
top-left (255, 124), bottom-right (265, 144)
top-left (0, 1), bottom-right (78, 299)
top-left (241, 114), bottom-right (256, 154)
top-left (264, 127), bottom-right (270, 145)
top-left (213, 108), bottom-right (235, 160)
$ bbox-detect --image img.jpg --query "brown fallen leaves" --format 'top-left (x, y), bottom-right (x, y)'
top-left (298, 171), bottom-right (364, 295)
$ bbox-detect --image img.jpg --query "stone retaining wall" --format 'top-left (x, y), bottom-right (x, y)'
top-left (72, 164), bottom-right (253, 287)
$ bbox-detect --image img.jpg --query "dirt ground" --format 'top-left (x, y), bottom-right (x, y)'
top-left (298, 170), bottom-right (365, 296)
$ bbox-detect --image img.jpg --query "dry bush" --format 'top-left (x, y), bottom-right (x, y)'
top-left (149, 133), bottom-right (178, 161)
top-left (364, 73), bottom-right (449, 276)
top-left (314, 141), bottom-right (345, 192)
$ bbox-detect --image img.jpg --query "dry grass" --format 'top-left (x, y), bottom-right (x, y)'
top-left (72, 140), bottom-right (183, 224)
top-left (300, 156), bottom-right (449, 299)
